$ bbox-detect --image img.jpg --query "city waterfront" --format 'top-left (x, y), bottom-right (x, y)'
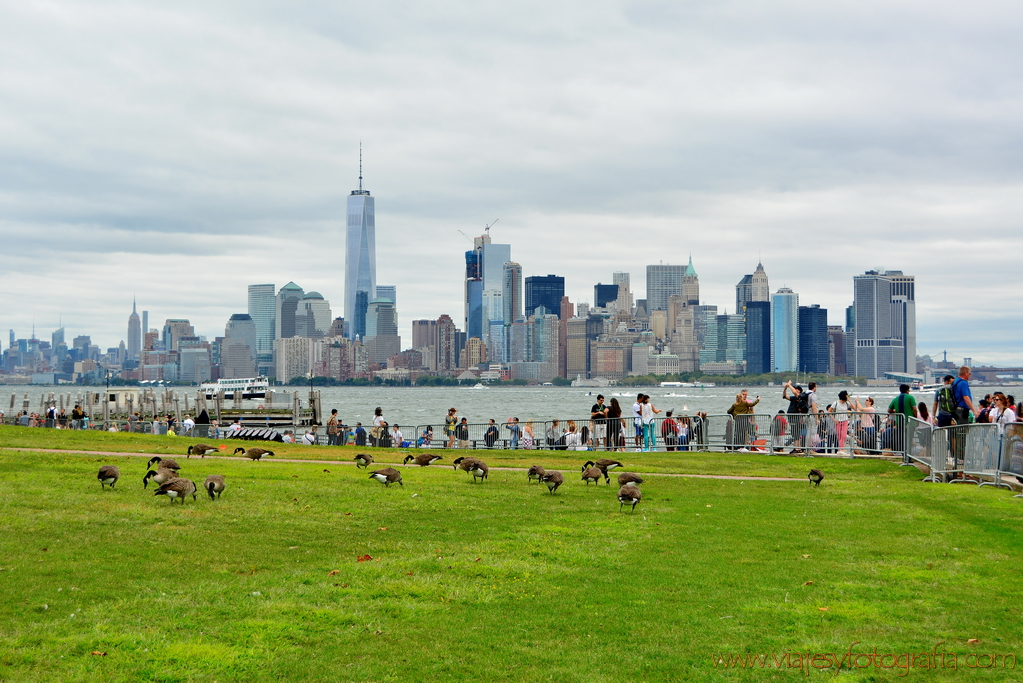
top-left (4, 384), bottom-right (1019, 429)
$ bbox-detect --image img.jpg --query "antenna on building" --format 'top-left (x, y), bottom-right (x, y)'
top-left (358, 142), bottom-right (363, 193)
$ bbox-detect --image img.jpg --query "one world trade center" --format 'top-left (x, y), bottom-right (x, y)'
top-left (345, 155), bottom-right (375, 340)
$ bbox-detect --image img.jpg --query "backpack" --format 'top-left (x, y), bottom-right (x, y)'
top-left (937, 385), bottom-right (956, 414)
top-left (795, 392), bottom-right (810, 414)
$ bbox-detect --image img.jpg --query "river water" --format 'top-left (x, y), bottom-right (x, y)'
top-left (4, 384), bottom-right (1017, 428)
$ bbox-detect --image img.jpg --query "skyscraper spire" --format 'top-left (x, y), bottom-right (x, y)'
top-left (132, 295), bottom-right (137, 314)
top-left (359, 142), bottom-right (363, 193)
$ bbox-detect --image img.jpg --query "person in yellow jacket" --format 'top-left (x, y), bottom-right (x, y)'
top-left (727, 391), bottom-right (760, 449)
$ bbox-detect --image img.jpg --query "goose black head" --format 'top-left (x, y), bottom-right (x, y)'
top-left (207, 482), bottom-right (217, 500)
top-left (453, 457), bottom-right (464, 468)
top-left (186, 446), bottom-right (194, 455)
top-left (142, 470), bottom-right (155, 489)
top-left (583, 460), bottom-right (595, 469)
top-left (147, 457), bottom-right (161, 468)
top-left (265, 450), bottom-right (275, 457)
top-left (403, 455), bottom-right (414, 464)
top-left (233, 447), bottom-right (245, 455)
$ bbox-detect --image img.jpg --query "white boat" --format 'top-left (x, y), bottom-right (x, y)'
top-left (471, 383), bottom-right (488, 389)
top-left (200, 376), bottom-right (270, 399)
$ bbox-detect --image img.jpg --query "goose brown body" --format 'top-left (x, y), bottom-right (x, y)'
top-left (527, 465), bottom-right (546, 483)
top-left (187, 443), bottom-right (218, 458)
top-left (369, 468), bottom-right (403, 487)
top-left (147, 457), bottom-right (180, 471)
top-left (204, 475), bottom-right (226, 500)
top-left (234, 447), bottom-right (273, 461)
top-left (154, 478), bottom-right (197, 503)
top-left (618, 484), bottom-right (642, 512)
top-left (404, 454), bottom-right (443, 467)
top-left (617, 472), bottom-right (644, 487)
top-left (354, 453), bottom-right (374, 468)
top-left (143, 468), bottom-right (177, 489)
top-left (97, 465), bottom-right (120, 489)
top-left (540, 471), bottom-right (564, 494)
top-left (452, 456), bottom-right (481, 472)
top-left (808, 469), bottom-right (824, 487)
top-left (468, 460), bottom-right (489, 483)
top-left (581, 466), bottom-right (603, 486)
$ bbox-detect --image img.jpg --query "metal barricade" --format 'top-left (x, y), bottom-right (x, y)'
top-left (998, 423), bottom-right (1023, 497)
top-left (945, 423), bottom-right (1005, 486)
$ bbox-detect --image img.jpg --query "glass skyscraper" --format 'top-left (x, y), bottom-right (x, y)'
top-left (345, 161), bottom-right (375, 340)
top-left (524, 275), bottom-right (565, 319)
top-left (744, 301), bottom-right (771, 374)
top-left (798, 304), bottom-right (829, 374)
top-left (771, 287), bottom-right (799, 372)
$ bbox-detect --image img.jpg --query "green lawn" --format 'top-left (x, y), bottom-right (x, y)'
top-left (1, 437), bottom-right (1021, 681)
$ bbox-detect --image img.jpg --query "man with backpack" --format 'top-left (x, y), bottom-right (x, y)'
top-left (932, 375), bottom-right (956, 428)
top-left (782, 381), bottom-right (809, 453)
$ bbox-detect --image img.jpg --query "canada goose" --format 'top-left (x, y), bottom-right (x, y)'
top-left (468, 460), bottom-right (489, 483)
top-left (233, 447), bottom-right (274, 461)
top-left (403, 454), bottom-right (443, 467)
top-left (142, 468), bottom-right (177, 489)
top-left (369, 468), bottom-right (403, 487)
top-left (187, 443), bottom-right (218, 458)
top-left (147, 457), bottom-right (181, 472)
top-left (540, 470), bottom-right (564, 495)
top-left (354, 453), bottom-right (374, 468)
top-left (581, 466), bottom-right (603, 486)
top-left (97, 465), bottom-right (120, 489)
top-left (617, 472), bottom-right (644, 487)
top-left (452, 456), bottom-right (480, 472)
top-left (527, 465), bottom-right (546, 484)
top-left (808, 469), bottom-right (824, 487)
top-left (584, 459), bottom-right (623, 484)
top-left (204, 475), bottom-right (226, 500)
top-left (618, 484), bottom-right (642, 512)
top-left (154, 478), bottom-right (197, 503)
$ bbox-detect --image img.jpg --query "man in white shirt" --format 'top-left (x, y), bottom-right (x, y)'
top-left (182, 416), bottom-right (195, 434)
top-left (633, 394), bottom-right (644, 451)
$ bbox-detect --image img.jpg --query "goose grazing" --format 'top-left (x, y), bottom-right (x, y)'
top-left (618, 484), bottom-right (642, 512)
top-left (354, 453), bottom-right (374, 469)
top-left (187, 443), bottom-right (218, 458)
top-left (234, 447), bottom-right (274, 461)
top-left (97, 465), bottom-right (120, 490)
top-left (154, 478), bottom-right (197, 504)
top-left (369, 468), bottom-right (403, 487)
top-left (147, 457), bottom-right (181, 472)
top-left (617, 472), bottom-right (644, 487)
top-left (540, 471), bottom-right (564, 495)
top-left (527, 465), bottom-right (546, 484)
top-left (142, 468), bottom-right (177, 489)
top-left (584, 459), bottom-right (623, 484)
top-left (808, 469), bottom-right (824, 487)
top-left (204, 475), bottom-right (226, 500)
top-left (452, 456), bottom-right (480, 473)
top-left (468, 460), bottom-right (489, 483)
top-left (581, 465), bottom-right (603, 486)
top-left (403, 454), bottom-right (443, 467)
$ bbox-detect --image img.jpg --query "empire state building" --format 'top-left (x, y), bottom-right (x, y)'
top-left (344, 154), bottom-right (375, 339)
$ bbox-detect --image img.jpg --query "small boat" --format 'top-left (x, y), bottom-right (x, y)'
top-left (471, 383), bottom-right (488, 389)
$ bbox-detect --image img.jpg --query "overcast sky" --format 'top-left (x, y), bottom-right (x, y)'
top-left (2, 1), bottom-right (1021, 365)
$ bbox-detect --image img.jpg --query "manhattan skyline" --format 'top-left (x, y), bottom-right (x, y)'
top-left (1, 2), bottom-right (1020, 365)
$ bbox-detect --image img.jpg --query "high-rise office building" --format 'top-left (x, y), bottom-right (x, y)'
top-left (465, 231), bottom-right (511, 335)
top-left (646, 257), bottom-right (698, 312)
top-left (798, 304), bottom-right (829, 374)
top-left (275, 282), bottom-right (304, 339)
top-left (612, 272), bottom-right (632, 314)
top-left (142, 311), bottom-right (149, 336)
top-left (299, 292), bottom-right (332, 337)
top-left (735, 261), bottom-right (770, 314)
top-left (771, 288), bottom-right (799, 372)
top-left (365, 297), bottom-right (400, 365)
top-left (222, 313), bottom-right (257, 378)
top-left (436, 315), bottom-right (458, 371)
top-left (853, 270), bottom-right (915, 379)
top-left (162, 320), bottom-right (194, 352)
top-left (345, 154), bottom-right (375, 340)
top-left (744, 301), bottom-right (771, 374)
top-left (828, 325), bottom-right (847, 376)
top-left (376, 285), bottom-right (396, 309)
top-left (502, 262), bottom-right (522, 324)
top-left (127, 299), bottom-right (141, 361)
top-left (594, 283), bottom-right (619, 308)
top-left (248, 284), bottom-right (276, 376)
top-left (524, 275), bottom-right (565, 319)
top-left (699, 314), bottom-right (746, 367)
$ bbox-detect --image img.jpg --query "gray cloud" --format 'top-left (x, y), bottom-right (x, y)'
top-left (1, 0), bottom-right (1021, 363)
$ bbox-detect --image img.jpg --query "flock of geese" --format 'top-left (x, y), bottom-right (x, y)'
top-left (95, 442), bottom-right (826, 512)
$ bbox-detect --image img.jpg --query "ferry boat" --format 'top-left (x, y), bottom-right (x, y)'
top-left (200, 377), bottom-right (271, 399)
